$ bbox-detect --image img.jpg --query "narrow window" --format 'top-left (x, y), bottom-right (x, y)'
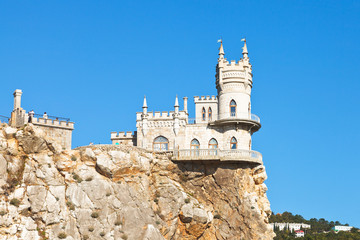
top-left (230, 137), bottom-right (237, 149)
top-left (208, 107), bottom-right (212, 121)
top-left (208, 138), bottom-right (218, 149)
top-left (230, 100), bottom-right (236, 117)
top-left (202, 107), bottom-right (206, 121)
top-left (153, 136), bottom-right (169, 151)
top-left (191, 139), bottom-right (200, 156)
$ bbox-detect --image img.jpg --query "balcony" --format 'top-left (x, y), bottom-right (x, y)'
top-left (187, 113), bottom-right (261, 131)
top-left (172, 149), bottom-right (263, 164)
top-left (210, 113), bottom-right (261, 131)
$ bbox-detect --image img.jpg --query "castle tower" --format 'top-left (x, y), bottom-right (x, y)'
top-left (216, 40), bottom-right (253, 120)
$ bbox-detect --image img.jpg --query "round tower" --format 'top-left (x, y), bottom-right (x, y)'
top-left (216, 40), bottom-right (253, 120)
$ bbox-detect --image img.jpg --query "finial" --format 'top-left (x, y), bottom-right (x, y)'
top-left (174, 95), bottom-right (179, 107)
top-left (218, 39), bottom-right (224, 59)
top-left (143, 95), bottom-right (147, 108)
top-left (241, 38), bottom-right (248, 58)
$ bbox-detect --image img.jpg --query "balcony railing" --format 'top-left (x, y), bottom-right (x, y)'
top-left (217, 113), bottom-right (260, 123)
top-left (0, 115), bottom-right (9, 123)
top-left (172, 149), bottom-right (262, 164)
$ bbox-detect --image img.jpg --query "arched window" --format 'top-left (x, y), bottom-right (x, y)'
top-left (190, 139), bottom-right (200, 149)
top-left (230, 137), bottom-right (237, 149)
top-left (202, 107), bottom-right (206, 121)
top-left (208, 107), bottom-right (212, 121)
top-left (230, 100), bottom-right (236, 117)
top-left (153, 136), bottom-right (169, 151)
top-left (208, 138), bottom-right (218, 149)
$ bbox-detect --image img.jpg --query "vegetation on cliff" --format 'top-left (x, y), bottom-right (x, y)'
top-left (270, 212), bottom-right (360, 240)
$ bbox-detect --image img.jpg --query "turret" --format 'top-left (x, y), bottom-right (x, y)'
top-left (173, 95), bottom-right (180, 135)
top-left (216, 40), bottom-right (253, 120)
top-left (183, 97), bottom-right (188, 113)
top-left (13, 89), bottom-right (22, 110)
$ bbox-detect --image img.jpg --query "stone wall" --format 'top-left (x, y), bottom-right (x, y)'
top-left (137, 122), bottom-right (252, 151)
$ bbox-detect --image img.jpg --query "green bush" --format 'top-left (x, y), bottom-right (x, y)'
top-left (91, 212), bottom-right (99, 218)
top-left (214, 214), bottom-right (221, 219)
top-left (85, 177), bottom-right (93, 181)
top-left (10, 198), bottom-right (20, 207)
top-left (88, 227), bottom-right (94, 232)
top-left (184, 198), bottom-right (190, 203)
top-left (58, 232), bottom-right (67, 239)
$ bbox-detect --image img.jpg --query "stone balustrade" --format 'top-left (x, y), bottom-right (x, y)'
top-left (172, 149), bottom-right (262, 164)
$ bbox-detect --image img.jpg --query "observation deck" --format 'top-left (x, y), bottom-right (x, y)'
top-left (172, 149), bottom-right (263, 164)
top-left (210, 113), bottom-right (261, 132)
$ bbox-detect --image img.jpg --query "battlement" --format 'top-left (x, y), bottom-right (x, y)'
top-left (111, 131), bottom-right (137, 146)
top-left (111, 131), bottom-right (136, 139)
top-left (136, 110), bottom-right (187, 121)
top-left (194, 95), bottom-right (217, 103)
top-left (31, 117), bottom-right (74, 130)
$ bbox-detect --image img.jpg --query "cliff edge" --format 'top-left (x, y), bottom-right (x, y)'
top-left (0, 123), bottom-right (274, 240)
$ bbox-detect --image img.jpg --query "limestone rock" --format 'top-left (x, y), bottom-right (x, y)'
top-left (3, 127), bottom-right (17, 139)
top-left (0, 124), bottom-right (274, 240)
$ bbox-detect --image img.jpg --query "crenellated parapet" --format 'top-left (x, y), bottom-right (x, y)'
top-left (31, 117), bottom-right (74, 130)
top-left (111, 131), bottom-right (137, 146)
top-left (194, 95), bottom-right (217, 103)
top-left (136, 110), bottom-right (188, 121)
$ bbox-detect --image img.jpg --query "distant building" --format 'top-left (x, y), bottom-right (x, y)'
top-left (332, 225), bottom-right (353, 232)
top-left (270, 222), bottom-right (311, 232)
top-left (294, 230), bottom-right (304, 237)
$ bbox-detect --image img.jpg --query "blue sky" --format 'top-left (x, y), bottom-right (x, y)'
top-left (1, 0), bottom-right (359, 227)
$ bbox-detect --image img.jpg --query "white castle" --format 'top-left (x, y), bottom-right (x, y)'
top-left (111, 40), bottom-right (263, 164)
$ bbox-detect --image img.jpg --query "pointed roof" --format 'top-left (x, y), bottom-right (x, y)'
top-left (218, 40), bottom-right (225, 59)
top-left (242, 38), bottom-right (249, 59)
top-left (242, 40), bottom-right (248, 54)
top-left (143, 95), bottom-right (147, 108)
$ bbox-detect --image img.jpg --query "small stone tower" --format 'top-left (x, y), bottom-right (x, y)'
top-left (9, 89), bottom-right (75, 150)
top-left (216, 40), bottom-right (252, 120)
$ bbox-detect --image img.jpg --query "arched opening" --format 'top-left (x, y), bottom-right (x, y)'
top-left (153, 136), bottom-right (169, 151)
top-left (230, 100), bottom-right (236, 117)
top-left (202, 107), bottom-right (206, 121)
top-left (209, 138), bottom-right (218, 156)
top-left (190, 139), bottom-right (200, 149)
top-left (230, 137), bottom-right (237, 149)
top-left (208, 138), bottom-right (218, 149)
top-left (208, 107), bottom-right (212, 121)
top-left (190, 138), bottom-right (200, 156)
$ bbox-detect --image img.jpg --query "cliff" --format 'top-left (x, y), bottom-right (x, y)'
top-left (0, 123), bottom-right (274, 240)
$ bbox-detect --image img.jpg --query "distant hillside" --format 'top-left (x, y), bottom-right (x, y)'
top-left (270, 212), bottom-right (360, 240)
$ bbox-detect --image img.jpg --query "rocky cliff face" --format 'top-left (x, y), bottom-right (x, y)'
top-left (0, 123), bottom-right (274, 240)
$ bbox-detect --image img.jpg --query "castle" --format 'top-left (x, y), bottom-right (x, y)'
top-left (111, 40), bottom-right (263, 164)
top-left (8, 89), bottom-right (74, 150)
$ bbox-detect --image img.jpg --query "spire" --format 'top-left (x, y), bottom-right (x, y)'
top-left (218, 39), bottom-right (225, 59)
top-left (174, 95), bottom-right (179, 107)
top-left (242, 38), bottom-right (248, 59)
top-left (143, 95), bottom-right (147, 108)
top-left (174, 95), bottom-right (179, 114)
top-left (142, 95), bottom-right (148, 115)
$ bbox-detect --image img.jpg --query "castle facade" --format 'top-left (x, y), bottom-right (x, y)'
top-left (111, 40), bottom-right (263, 164)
